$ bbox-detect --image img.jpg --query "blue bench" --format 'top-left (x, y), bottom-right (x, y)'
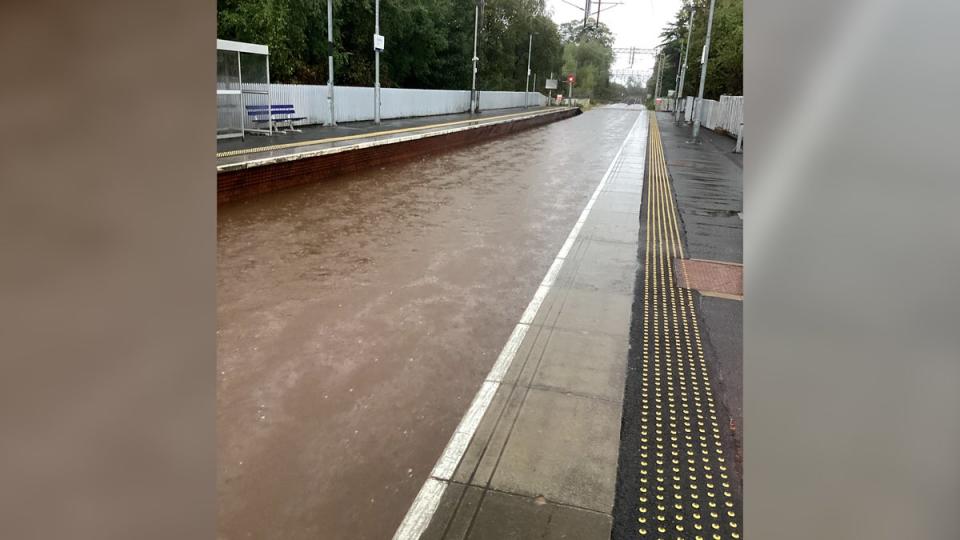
top-left (246, 104), bottom-right (306, 133)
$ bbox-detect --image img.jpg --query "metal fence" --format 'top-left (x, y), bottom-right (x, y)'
top-left (689, 95), bottom-right (743, 137)
top-left (225, 84), bottom-right (547, 130)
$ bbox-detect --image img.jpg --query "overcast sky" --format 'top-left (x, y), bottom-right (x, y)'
top-left (544, 0), bottom-right (683, 83)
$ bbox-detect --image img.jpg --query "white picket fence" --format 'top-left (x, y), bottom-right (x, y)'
top-left (220, 84), bottom-right (547, 130)
top-left (653, 95), bottom-right (742, 140)
top-left (689, 95), bottom-right (743, 137)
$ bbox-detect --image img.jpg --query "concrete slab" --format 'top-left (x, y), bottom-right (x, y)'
top-left (544, 503), bottom-right (613, 539)
top-left (556, 238), bottom-right (640, 295)
top-left (530, 328), bottom-right (629, 402)
top-left (603, 180), bottom-right (644, 191)
top-left (452, 383), bottom-right (527, 487)
top-left (530, 287), bottom-right (634, 338)
top-left (421, 482), bottom-right (469, 540)
top-left (421, 483), bottom-right (485, 540)
top-left (579, 210), bottom-right (642, 245)
top-left (466, 491), bottom-right (552, 540)
top-left (499, 324), bottom-right (552, 389)
top-left (468, 491), bottom-right (612, 540)
top-left (592, 190), bottom-right (643, 215)
top-left (490, 388), bottom-right (623, 513)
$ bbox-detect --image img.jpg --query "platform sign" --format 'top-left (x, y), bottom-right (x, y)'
top-left (373, 34), bottom-right (385, 51)
top-left (545, 78), bottom-right (558, 90)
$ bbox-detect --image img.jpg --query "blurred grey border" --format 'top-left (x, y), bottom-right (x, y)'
top-left (746, 0), bottom-right (959, 538)
top-left (1, 0), bottom-right (958, 538)
top-left (0, 1), bottom-right (215, 539)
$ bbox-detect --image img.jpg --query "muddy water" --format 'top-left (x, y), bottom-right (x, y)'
top-left (218, 108), bottom-right (640, 539)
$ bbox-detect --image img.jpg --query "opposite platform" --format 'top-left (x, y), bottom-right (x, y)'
top-left (217, 107), bottom-right (579, 203)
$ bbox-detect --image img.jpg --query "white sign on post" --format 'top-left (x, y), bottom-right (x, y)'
top-left (374, 34), bottom-right (385, 51)
top-left (545, 79), bottom-right (558, 90)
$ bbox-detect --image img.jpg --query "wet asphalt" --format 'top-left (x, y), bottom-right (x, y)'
top-left (217, 108), bottom-right (640, 539)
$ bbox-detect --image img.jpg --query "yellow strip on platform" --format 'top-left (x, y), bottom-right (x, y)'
top-left (637, 112), bottom-right (741, 539)
top-left (216, 107), bottom-right (574, 159)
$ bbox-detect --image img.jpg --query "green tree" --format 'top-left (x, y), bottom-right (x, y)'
top-left (217, 0), bottom-right (566, 92)
top-left (557, 20), bottom-right (614, 48)
top-left (556, 19), bottom-right (614, 98)
top-left (646, 0), bottom-right (742, 100)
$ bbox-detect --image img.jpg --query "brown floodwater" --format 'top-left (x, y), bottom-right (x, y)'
top-left (217, 108), bottom-right (640, 539)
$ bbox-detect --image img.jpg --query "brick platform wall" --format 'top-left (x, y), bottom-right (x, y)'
top-left (217, 108), bottom-right (580, 204)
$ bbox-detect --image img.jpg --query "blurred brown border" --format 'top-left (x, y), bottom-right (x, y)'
top-left (0, 1), bottom-right (215, 538)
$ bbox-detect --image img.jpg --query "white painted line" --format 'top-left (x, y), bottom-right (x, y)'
top-left (518, 285), bottom-right (552, 325)
top-left (392, 478), bottom-right (447, 540)
top-left (556, 236), bottom-right (577, 261)
top-left (540, 258), bottom-right (565, 289)
top-left (486, 323), bottom-right (530, 383)
top-left (429, 430), bottom-right (473, 481)
top-left (454, 381), bottom-right (500, 439)
top-left (391, 111), bottom-right (647, 540)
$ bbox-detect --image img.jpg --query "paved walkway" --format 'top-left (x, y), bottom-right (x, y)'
top-left (618, 114), bottom-right (741, 539)
top-left (217, 107), bottom-right (637, 540)
top-left (394, 111), bottom-right (744, 540)
top-left (652, 112), bottom-right (743, 463)
top-left (217, 106), bottom-right (554, 167)
top-left (394, 112), bottom-right (650, 540)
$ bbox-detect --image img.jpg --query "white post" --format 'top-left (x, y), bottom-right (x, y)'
top-left (676, 5), bottom-right (694, 124)
top-left (326, 0), bottom-right (336, 126)
top-left (265, 53), bottom-right (273, 135)
top-left (653, 51), bottom-right (661, 104)
top-left (524, 33), bottom-right (532, 109)
top-left (237, 51), bottom-right (244, 139)
top-left (692, 0), bottom-right (717, 139)
top-left (374, 0), bottom-right (381, 124)
top-left (471, 5), bottom-right (479, 113)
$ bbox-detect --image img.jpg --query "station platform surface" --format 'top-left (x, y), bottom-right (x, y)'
top-left (216, 106), bottom-right (742, 539)
top-left (217, 106), bottom-right (556, 170)
top-left (399, 111), bottom-right (651, 540)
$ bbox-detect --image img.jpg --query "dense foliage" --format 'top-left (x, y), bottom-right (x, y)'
top-left (219, 0), bottom-right (563, 91)
top-left (558, 21), bottom-right (615, 99)
top-left (646, 0), bottom-right (742, 101)
top-left (218, 0), bottom-right (618, 96)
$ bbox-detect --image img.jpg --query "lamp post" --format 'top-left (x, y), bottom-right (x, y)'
top-left (374, 0), bottom-right (381, 124)
top-left (675, 4), bottom-right (694, 125)
top-left (691, 0), bottom-right (717, 140)
top-left (471, 2), bottom-right (480, 113)
top-left (653, 49), bottom-right (663, 104)
top-left (325, 0), bottom-right (336, 126)
top-left (524, 33), bottom-right (532, 109)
